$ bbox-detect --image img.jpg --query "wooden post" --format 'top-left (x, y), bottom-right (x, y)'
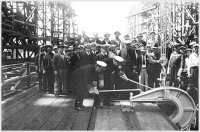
top-left (27, 63), bottom-right (30, 89)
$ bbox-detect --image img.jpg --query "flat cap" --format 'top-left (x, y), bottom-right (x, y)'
top-left (91, 42), bottom-right (97, 47)
top-left (84, 43), bottom-right (91, 49)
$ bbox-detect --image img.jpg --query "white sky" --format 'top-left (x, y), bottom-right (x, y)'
top-left (71, 1), bottom-right (141, 39)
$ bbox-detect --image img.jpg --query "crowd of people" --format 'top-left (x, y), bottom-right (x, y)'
top-left (35, 31), bottom-right (199, 111)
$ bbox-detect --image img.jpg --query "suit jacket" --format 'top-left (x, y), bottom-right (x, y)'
top-left (101, 39), bottom-right (111, 44)
top-left (111, 38), bottom-right (121, 47)
top-left (94, 52), bottom-right (108, 62)
top-left (79, 51), bottom-right (93, 67)
top-left (91, 39), bottom-right (102, 44)
top-left (35, 52), bottom-right (45, 73)
top-left (138, 40), bottom-right (147, 46)
top-left (126, 48), bottom-right (137, 69)
top-left (53, 53), bottom-right (69, 71)
top-left (43, 52), bottom-right (54, 72)
top-left (69, 53), bottom-right (81, 73)
top-left (136, 54), bottom-right (149, 74)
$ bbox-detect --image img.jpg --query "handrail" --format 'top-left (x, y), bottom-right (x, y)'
top-left (2, 62), bottom-right (35, 69)
top-left (1, 62), bottom-right (36, 100)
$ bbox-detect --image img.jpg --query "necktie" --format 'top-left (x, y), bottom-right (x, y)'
top-left (143, 55), bottom-right (145, 65)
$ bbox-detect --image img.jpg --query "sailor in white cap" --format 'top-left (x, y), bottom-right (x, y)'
top-left (103, 55), bottom-right (128, 106)
top-left (72, 60), bottom-right (107, 110)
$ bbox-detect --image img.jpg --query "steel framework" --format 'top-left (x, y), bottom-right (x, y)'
top-left (127, 1), bottom-right (199, 44)
top-left (2, 1), bottom-right (78, 65)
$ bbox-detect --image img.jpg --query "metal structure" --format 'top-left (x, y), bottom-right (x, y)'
top-left (129, 87), bottom-right (197, 130)
top-left (2, 1), bottom-right (78, 65)
top-left (127, 1), bottom-right (199, 42)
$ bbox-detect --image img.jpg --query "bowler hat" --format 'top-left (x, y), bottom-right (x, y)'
top-left (114, 31), bottom-right (121, 35)
top-left (137, 34), bottom-right (143, 38)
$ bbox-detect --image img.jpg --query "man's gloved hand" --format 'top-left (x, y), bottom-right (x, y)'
top-left (120, 72), bottom-right (129, 81)
top-left (54, 71), bottom-right (58, 75)
top-left (88, 87), bottom-right (99, 94)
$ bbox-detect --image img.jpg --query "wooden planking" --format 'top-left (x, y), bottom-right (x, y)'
top-left (71, 98), bottom-right (94, 130)
top-left (2, 94), bottom-right (56, 130)
top-left (54, 99), bottom-right (78, 130)
top-left (122, 111), bottom-right (141, 130)
top-left (133, 103), bottom-right (175, 130)
top-left (87, 108), bottom-right (97, 130)
top-left (40, 98), bottom-right (75, 130)
top-left (23, 96), bottom-right (67, 130)
top-left (2, 85), bottom-right (40, 112)
top-left (2, 91), bottom-right (44, 121)
top-left (71, 107), bottom-right (93, 130)
top-left (94, 106), bottom-right (128, 130)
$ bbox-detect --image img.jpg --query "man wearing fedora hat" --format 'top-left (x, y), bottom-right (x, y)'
top-left (137, 34), bottom-right (146, 46)
top-left (53, 43), bottom-right (69, 97)
top-left (79, 43), bottom-right (93, 67)
top-left (179, 48), bottom-right (192, 91)
top-left (103, 56), bottom-right (128, 105)
top-left (102, 32), bottom-right (111, 44)
top-left (35, 45), bottom-right (46, 91)
top-left (136, 46), bottom-right (149, 92)
top-left (43, 45), bottom-right (54, 94)
top-left (94, 45), bottom-right (108, 62)
top-left (111, 31), bottom-right (121, 48)
top-left (166, 42), bottom-right (184, 87)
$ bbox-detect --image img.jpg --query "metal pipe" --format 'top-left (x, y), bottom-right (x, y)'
top-left (123, 77), bottom-right (153, 90)
top-left (99, 89), bottom-right (142, 93)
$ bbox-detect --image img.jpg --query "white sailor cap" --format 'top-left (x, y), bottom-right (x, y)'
top-left (96, 61), bottom-right (107, 69)
top-left (114, 56), bottom-right (124, 63)
top-left (124, 40), bottom-right (132, 44)
top-left (189, 41), bottom-right (197, 46)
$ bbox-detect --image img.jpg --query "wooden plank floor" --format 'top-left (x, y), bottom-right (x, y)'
top-left (2, 85), bottom-right (94, 130)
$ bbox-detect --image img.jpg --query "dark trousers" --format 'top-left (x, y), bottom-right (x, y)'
top-left (55, 69), bottom-right (68, 95)
top-left (148, 70), bottom-right (160, 88)
top-left (190, 67), bottom-right (198, 88)
top-left (45, 71), bottom-right (54, 93)
top-left (75, 86), bottom-right (85, 106)
top-left (180, 72), bottom-right (189, 91)
top-left (103, 76), bottom-right (114, 104)
top-left (38, 72), bottom-right (47, 90)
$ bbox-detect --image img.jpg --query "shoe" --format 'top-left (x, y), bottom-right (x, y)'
top-left (103, 102), bottom-right (112, 106)
top-left (55, 94), bottom-right (59, 98)
top-left (95, 105), bottom-right (103, 109)
top-left (75, 106), bottom-right (85, 111)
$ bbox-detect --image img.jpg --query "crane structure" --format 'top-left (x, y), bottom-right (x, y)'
top-left (2, 1), bottom-right (78, 65)
top-left (127, 1), bottom-right (199, 43)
